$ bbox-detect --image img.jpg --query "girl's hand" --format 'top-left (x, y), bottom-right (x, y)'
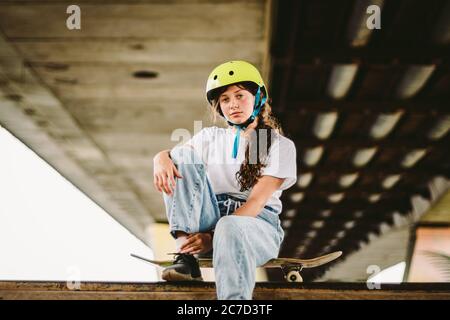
top-left (180, 232), bottom-right (213, 255)
top-left (153, 151), bottom-right (182, 196)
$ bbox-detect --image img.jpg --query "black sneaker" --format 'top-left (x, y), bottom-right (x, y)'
top-left (161, 253), bottom-right (203, 281)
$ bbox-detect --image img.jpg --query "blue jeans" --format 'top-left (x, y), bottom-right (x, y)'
top-left (162, 146), bottom-right (284, 300)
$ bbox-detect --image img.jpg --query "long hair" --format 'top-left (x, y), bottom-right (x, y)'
top-left (209, 82), bottom-right (284, 191)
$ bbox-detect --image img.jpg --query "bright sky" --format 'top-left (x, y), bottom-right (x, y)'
top-left (0, 125), bottom-right (157, 282)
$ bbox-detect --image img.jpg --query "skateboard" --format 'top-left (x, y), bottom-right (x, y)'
top-left (130, 251), bottom-right (342, 282)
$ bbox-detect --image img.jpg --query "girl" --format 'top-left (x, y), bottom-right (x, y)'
top-left (152, 60), bottom-right (297, 300)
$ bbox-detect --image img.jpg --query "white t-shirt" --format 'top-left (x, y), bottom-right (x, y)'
top-left (182, 126), bottom-right (297, 214)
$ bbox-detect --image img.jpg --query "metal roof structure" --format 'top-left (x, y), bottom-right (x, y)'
top-left (269, 0), bottom-right (449, 280)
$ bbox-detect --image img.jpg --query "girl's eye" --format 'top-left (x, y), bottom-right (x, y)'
top-left (236, 94), bottom-right (243, 99)
top-left (221, 98), bottom-right (229, 103)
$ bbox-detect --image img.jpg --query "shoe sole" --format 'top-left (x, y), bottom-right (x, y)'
top-left (161, 269), bottom-right (203, 282)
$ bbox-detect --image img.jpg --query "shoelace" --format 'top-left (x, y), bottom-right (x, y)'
top-left (223, 198), bottom-right (242, 216)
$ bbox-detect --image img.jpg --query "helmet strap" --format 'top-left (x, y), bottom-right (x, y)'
top-left (232, 126), bottom-right (241, 159)
top-left (227, 87), bottom-right (267, 159)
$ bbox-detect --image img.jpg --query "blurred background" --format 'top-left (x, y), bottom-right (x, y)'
top-left (0, 0), bottom-right (449, 284)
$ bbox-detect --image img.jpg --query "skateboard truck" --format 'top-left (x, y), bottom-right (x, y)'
top-left (281, 264), bottom-right (304, 283)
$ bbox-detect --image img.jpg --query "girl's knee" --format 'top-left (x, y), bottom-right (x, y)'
top-left (170, 145), bottom-right (203, 165)
top-left (214, 216), bottom-right (243, 240)
top-left (170, 147), bottom-right (206, 177)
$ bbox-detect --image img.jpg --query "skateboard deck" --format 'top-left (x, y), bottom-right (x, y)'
top-left (130, 251), bottom-right (342, 282)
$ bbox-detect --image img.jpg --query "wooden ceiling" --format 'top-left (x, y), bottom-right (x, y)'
top-left (268, 0), bottom-right (450, 280)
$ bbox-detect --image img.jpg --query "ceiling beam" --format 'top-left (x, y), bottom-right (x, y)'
top-left (283, 199), bottom-right (415, 213)
top-left (272, 47), bottom-right (450, 65)
top-left (287, 186), bottom-right (432, 197)
top-left (289, 136), bottom-right (449, 149)
top-left (277, 99), bottom-right (450, 114)
top-left (293, 164), bottom-right (450, 175)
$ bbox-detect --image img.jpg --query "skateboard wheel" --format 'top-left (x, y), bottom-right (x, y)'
top-left (286, 270), bottom-right (303, 283)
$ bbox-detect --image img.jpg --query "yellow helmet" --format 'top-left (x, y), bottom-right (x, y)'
top-left (205, 60), bottom-right (268, 104)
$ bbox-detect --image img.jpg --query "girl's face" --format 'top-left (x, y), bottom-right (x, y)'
top-left (219, 85), bottom-right (255, 124)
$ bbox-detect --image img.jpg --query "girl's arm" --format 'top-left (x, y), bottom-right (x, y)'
top-left (233, 175), bottom-right (285, 217)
